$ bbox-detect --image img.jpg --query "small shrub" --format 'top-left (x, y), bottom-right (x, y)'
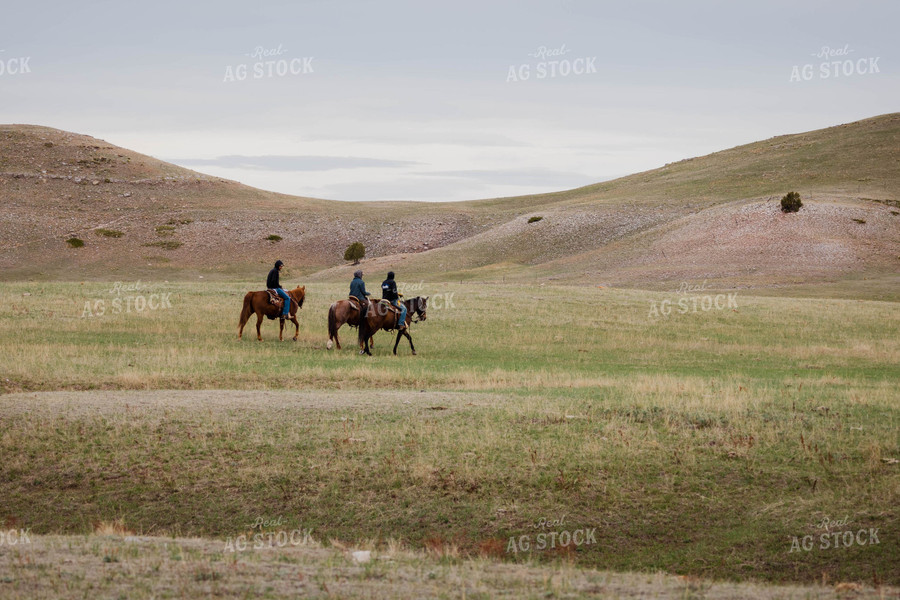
top-left (66, 237), bottom-right (84, 248)
top-left (194, 569), bottom-right (222, 582)
top-left (166, 218), bottom-right (193, 225)
top-left (142, 241), bottom-right (182, 250)
top-left (528, 216), bottom-right (543, 223)
top-left (94, 228), bottom-right (124, 238)
top-left (155, 225), bottom-right (176, 236)
top-left (344, 242), bottom-right (366, 265)
top-left (266, 234), bottom-right (283, 242)
top-left (852, 218), bottom-right (866, 224)
top-left (781, 191), bottom-right (802, 213)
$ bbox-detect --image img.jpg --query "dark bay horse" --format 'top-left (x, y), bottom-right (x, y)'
top-left (326, 298), bottom-right (375, 350)
top-left (239, 285), bottom-right (305, 341)
top-left (358, 296), bottom-right (427, 356)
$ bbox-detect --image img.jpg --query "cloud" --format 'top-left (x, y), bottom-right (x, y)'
top-left (419, 168), bottom-right (599, 188)
top-left (166, 155), bottom-right (421, 172)
top-left (301, 131), bottom-right (532, 148)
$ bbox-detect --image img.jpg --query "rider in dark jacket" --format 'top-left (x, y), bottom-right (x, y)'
top-left (267, 260), bottom-right (291, 319)
top-left (350, 270), bottom-right (370, 317)
top-left (381, 271), bottom-right (407, 330)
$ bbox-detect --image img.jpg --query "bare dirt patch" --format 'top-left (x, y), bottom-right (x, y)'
top-left (1, 534), bottom-right (892, 599)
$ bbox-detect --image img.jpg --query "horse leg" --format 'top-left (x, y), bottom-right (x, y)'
top-left (335, 326), bottom-right (341, 350)
top-left (393, 330), bottom-right (402, 355)
top-left (290, 315), bottom-right (299, 341)
top-left (360, 324), bottom-right (372, 356)
top-left (279, 316), bottom-right (284, 341)
top-left (255, 311), bottom-right (264, 341)
top-left (405, 329), bottom-right (416, 356)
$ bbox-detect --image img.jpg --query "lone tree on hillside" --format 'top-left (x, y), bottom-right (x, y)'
top-left (344, 241), bottom-right (366, 265)
top-left (781, 191), bottom-right (802, 213)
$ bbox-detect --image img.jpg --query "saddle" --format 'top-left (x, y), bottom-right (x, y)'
top-left (376, 299), bottom-right (402, 316)
top-left (347, 296), bottom-right (364, 311)
top-left (266, 289), bottom-right (285, 307)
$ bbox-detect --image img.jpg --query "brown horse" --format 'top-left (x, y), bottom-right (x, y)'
top-left (326, 298), bottom-right (375, 350)
top-left (358, 296), bottom-right (428, 356)
top-left (239, 286), bottom-right (306, 341)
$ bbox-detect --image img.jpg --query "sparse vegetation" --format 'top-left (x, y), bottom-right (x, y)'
top-left (266, 234), bottom-right (283, 242)
top-left (155, 225), bottom-right (176, 236)
top-left (166, 218), bottom-right (193, 226)
top-left (852, 218), bottom-right (867, 224)
top-left (780, 191), bottom-right (802, 213)
top-left (94, 228), bottom-right (124, 238)
top-left (344, 241), bottom-right (366, 265)
top-left (527, 216), bottom-right (543, 223)
top-left (142, 241), bottom-right (181, 250)
top-left (66, 237), bottom-right (84, 248)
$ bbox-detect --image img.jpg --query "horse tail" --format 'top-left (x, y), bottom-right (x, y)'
top-left (327, 303), bottom-right (338, 342)
top-left (239, 292), bottom-right (254, 332)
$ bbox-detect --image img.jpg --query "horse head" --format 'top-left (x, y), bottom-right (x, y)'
top-left (413, 295), bottom-right (428, 322)
top-left (290, 286), bottom-right (306, 309)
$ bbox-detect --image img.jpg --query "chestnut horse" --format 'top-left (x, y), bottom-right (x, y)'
top-left (326, 298), bottom-right (375, 350)
top-left (358, 296), bottom-right (428, 356)
top-left (239, 285), bottom-right (305, 341)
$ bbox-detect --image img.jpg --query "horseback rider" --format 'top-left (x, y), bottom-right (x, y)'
top-left (381, 271), bottom-right (407, 331)
top-left (266, 260), bottom-right (291, 320)
top-left (349, 269), bottom-right (370, 318)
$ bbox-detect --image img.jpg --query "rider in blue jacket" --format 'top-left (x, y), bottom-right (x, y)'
top-left (350, 270), bottom-right (370, 317)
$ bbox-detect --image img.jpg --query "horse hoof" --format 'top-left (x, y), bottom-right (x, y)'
top-left (412, 351), bottom-right (417, 356)
top-left (326, 341), bottom-right (333, 350)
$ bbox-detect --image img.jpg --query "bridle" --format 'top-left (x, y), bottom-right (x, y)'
top-left (407, 297), bottom-right (427, 323)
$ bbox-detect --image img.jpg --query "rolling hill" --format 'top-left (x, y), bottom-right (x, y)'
top-left (1, 116), bottom-right (898, 297)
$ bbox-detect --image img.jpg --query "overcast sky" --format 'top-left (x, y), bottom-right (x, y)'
top-left (1, 0), bottom-right (896, 201)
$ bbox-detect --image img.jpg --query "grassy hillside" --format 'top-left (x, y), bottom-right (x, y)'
top-left (1, 116), bottom-right (898, 292)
